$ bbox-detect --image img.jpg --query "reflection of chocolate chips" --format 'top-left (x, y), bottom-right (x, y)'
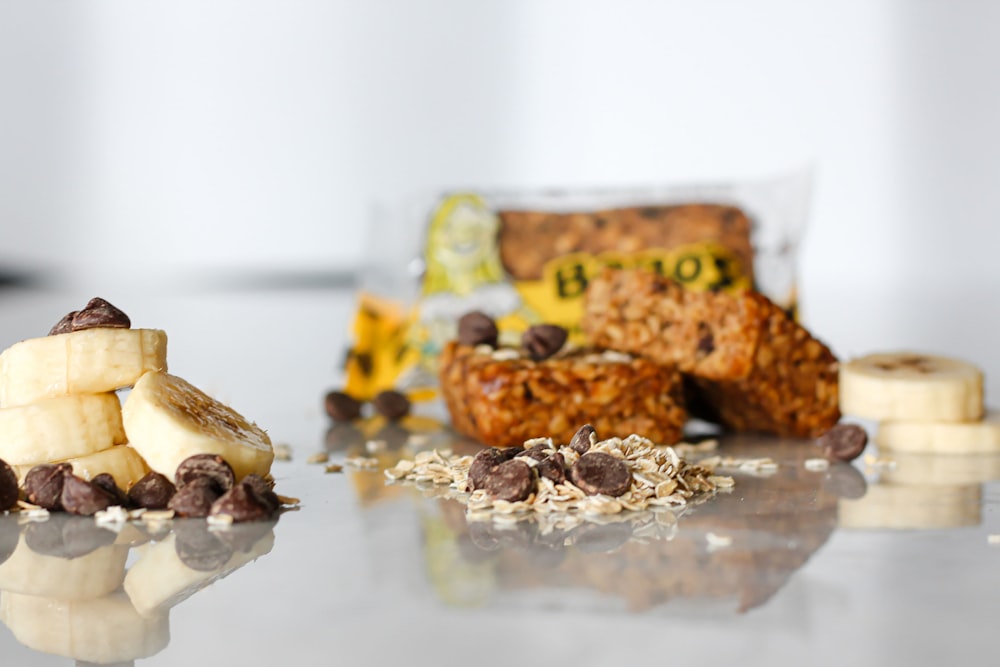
top-left (483, 460), bottom-right (537, 502)
top-left (0, 459), bottom-right (19, 511)
top-left (569, 424), bottom-right (596, 454)
top-left (372, 390), bottom-right (411, 420)
top-left (49, 297), bottom-right (130, 335)
top-left (168, 477), bottom-right (221, 518)
top-left (569, 521), bottom-right (633, 553)
top-left (468, 447), bottom-right (522, 490)
top-left (174, 521), bottom-right (233, 571)
top-left (537, 453), bottom-right (567, 484)
top-left (373, 422), bottom-right (411, 451)
top-left (25, 463), bottom-right (73, 510)
top-left (0, 519), bottom-right (18, 566)
top-left (818, 424), bottom-right (868, 462)
top-left (24, 514), bottom-right (116, 558)
top-left (324, 391), bottom-right (363, 422)
top-left (127, 472), bottom-right (176, 510)
top-left (324, 423), bottom-right (365, 453)
top-left (61, 474), bottom-right (116, 516)
top-left (90, 473), bottom-right (128, 507)
top-left (522, 324), bottom-right (568, 361)
top-left (175, 454), bottom-right (235, 494)
top-left (210, 480), bottom-right (273, 522)
top-left (569, 452), bottom-right (633, 497)
top-left (458, 311), bottom-right (499, 348)
top-left (214, 519), bottom-right (276, 554)
top-left (821, 464), bottom-right (868, 500)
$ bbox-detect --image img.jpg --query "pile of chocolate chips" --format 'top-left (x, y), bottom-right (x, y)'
top-left (468, 424), bottom-right (634, 503)
top-left (14, 454), bottom-right (279, 523)
top-left (458, 311), bottom-right (568, 361)
top-left (323, 389), bottom-right (411, 423)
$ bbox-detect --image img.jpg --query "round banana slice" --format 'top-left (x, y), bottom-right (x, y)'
top-left (837, 483), bottom-right (980, 530)
top-left (14, 445), bottom-right (150, 492)
top-left (879, 449), bottom-right (1000, 486)
top-left (877, 410), bottom-right (1000, 454)
top-left (0, 591), bottom-right (169, 663)
top-left (839, 352), bottom-right (983, 422)
top-left (0, 537), bottom-right (128, 600)
top-left (123, 371), bottom-right (273, 481)
top-left (0, 328), bottom-right (167, 408)
top-left (0, 393), bottom-right (125, 465)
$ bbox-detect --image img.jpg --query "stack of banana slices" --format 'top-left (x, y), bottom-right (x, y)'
top-left (837, 351), bottom-right (997, 529)
top-left (0, 297), bottom-right (274, 502)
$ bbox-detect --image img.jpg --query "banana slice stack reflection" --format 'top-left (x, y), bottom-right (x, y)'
top-left (838, 351), bottom-right (999, 529)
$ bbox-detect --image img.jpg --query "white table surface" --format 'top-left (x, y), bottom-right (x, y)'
top-left (0, 283), bottom-right (997, 667)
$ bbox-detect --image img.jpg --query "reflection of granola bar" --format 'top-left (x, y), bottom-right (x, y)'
top-left (583, 269), bottom-right (839, 438)
top-left (438, 343), bottom-right (687, 448)
top-left (497, 204), bottom-right (754, 281)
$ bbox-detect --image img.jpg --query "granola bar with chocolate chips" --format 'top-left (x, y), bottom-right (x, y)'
top-left (583, 268), bottom-right (839, 438)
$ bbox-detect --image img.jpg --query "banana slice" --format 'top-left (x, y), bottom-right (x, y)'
top-left (124, 528), bottom-right (275, 617)
top-left (0, 393), bottom-right (125, 465)
top-left (879, 449), bottom-right (1000, 486)
top-left (838, 483), bottom-right (980, 530)
top-left (877, 410), bottom-right (1000, 454)
top-left (0, 537), bottom-right (128, 600)
top-left (123, 371), bottom-right (273, 481)
top-left (14, 445), bottom-right (150, 491)
top-left (0, 591), bottom-right (169, 663)
top-left (0, 328), bottom-right (167, 408)
top-left (839, 352), bottom-right (983, 422)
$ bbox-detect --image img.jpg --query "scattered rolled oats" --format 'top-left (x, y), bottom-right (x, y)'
top-left (987, 534), bottom-right (1000, 545)
top-left (344, 456), bottom-right (379, 470)
top-left (207, 513), bottom-right (235, 529)
top-left (705, 531), bottom-right (733, 551)
top-left (324, 464), bottom-right (344, 474)
top-left (18, 507), bottom-right (50, 523)
top-left (804, 458), bottom-right (830, 472)
top-left (307, 452), bottom-right (330, 465)
top-left (273, 443), bottom-right (293, 462)
top-left (94, 506), bottom-right (130, 529)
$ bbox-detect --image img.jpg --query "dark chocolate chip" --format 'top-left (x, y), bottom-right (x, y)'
top-left (61, 474), bottom-right (116, 516)
top-left (324, 390), bottom-right (363, 422)
top-left (483, 459), bottom-right (537, 502)
top-left (168, 477), bottom-right (221, 518)
top-left (372, 390), bottom-right (410, 420)
top-left (457, 311), bottom-right (499, 348)
top-left (569, 424), bottom-right (596, 454)
top-left (174, 454), bottom-right (235, 494)
top-left (521, 445), bottom-right (552, 461)
top-left (818, 423), bottom-right (868, 462)
top-left (90, 473), bottom-right (128, 507)
top-left (569, 452), bottom-right (633, 497)
top-left (48, 311), bottom-right (78, 336)
top-left (70, 297), bottom-right (131, 331)
top-left (697, 327), bottom-right (715, 356)
top-left (537, 452), bottom-right (567, 484)
top-left (210, 480), bottom-right (273, 522)
top-left (174, 521), bottom-right (233, 571)
top-left (468, 447), bottom-right (521, 491)
top-left (242, 474), bottom-right (280, 514)
top-left (24, 463), bottom-right (73, 510)
top-left (521, 324), bottom-right (568, 361)
top-left (127, 472), bottom-right (176, 510)
top-left (0, 459), bottom-right (18, 511)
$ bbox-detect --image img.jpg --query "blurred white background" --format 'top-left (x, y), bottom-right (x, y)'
top-left (1, 0), bottom-right (998, 372)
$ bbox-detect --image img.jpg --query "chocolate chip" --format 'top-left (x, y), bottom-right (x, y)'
top-left (818, 423), bottom-right (868, 462)
top-left (537, 452), bottom-right (566, 484)
top-left (24, 463), bottom-right (73, 510)
top-left (61, 474), bottom-right (116, 516)
top-left (483, 459), bottom-right (537, 502)
top-left (242, 474), bottom-right (280, 514)
top-left (174, 454), bottom-right (235, 494)
top-left (372, 390), bottom-right (410, 420)
top-left (0, 459), bottom-right (18, 512)
top-left (48, 311), bottom-right (78, 336)
top-left (522, 324), bottom-right (568, 361)
top-left (569, 452), bottom-right (633, 497)
top-left (696, 322), bottom-right (715, 356)
top-left (210, 480), bottom-right (273, 522)
top-left (458, 311), bottom-right (499, 348)
top-left (324, 390), bottom-right (363, 422)
top-left (174, 521), bottom-right (233, 571)
top-left (127, 472), bottom-right (176, 510)
top-left (70, 297), bottom-right (131, 331)
top-left (468, 447), bottom-right (522, 490)
top-left (569, 424), bottom-right (596, 454)
top-left (90, 473), bottom-right (128, 507)
top-left (522, 445), bottom-right (552, 461)
top-left (168, 477), bottom-right (220, 518)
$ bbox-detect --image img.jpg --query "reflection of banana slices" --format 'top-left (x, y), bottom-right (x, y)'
top-left (839, 352), bottom-right (983, 422)
top-left (14, 445), bottom-right (149, 491)
top-left (879, 450), bottom-right (1000, 486)
top-left (0, 537), bottom-right (128, 600)
top-left (877, 411), bottom-right (1000, 454)
top-left (0, 393), bottom-right (126, 465)
top-left (123, 371), bottom-right (273, 481)
top-left (123, 528), bottom-right (275, 617)
top-left (838, 483), bottom-right (980, 530)
top-left (0, 328), bottom-right (167, 408)
top-left (0, 591), bottom-right (169, 663)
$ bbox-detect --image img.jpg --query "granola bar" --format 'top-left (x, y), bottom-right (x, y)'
top-left (583, 268), bottom-right (839, 438)
top-left (438, 342), bottom-right (687, 447)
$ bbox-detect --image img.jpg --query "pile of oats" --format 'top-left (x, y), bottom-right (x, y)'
top-left (385, 434), bottom-right (734, 520)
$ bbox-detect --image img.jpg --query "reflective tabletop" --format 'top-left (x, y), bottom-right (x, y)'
top-left (0, 285), bottom-right (997, 667)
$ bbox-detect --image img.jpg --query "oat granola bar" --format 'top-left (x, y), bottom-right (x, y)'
top-left (583, 268), bottom-right (839, 438)
top-left (439, 342), bottom-right (687, 447)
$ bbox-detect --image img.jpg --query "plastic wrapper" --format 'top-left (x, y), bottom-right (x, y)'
top-left (344, 169), bottom-right (812, 402)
